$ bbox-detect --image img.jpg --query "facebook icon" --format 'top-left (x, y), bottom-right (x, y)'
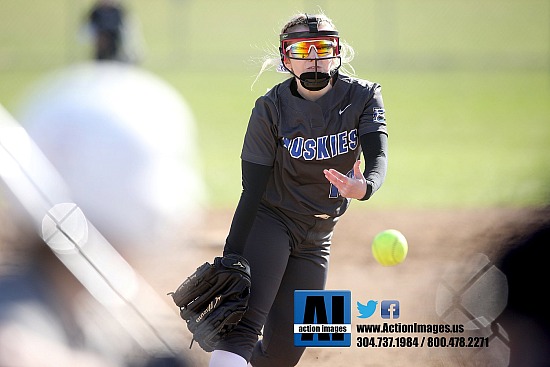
top-left (381, 300), bottom-right (400, 319)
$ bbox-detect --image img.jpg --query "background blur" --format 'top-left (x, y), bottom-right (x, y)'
top-left (1, 0), bottom-right (549, 209)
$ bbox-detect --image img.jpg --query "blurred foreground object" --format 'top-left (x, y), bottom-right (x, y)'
top-left (16, 62), bottom-right (204, 251)
top-left (0, 62), bottom-right (205, 366)
top-left (496, 210), bottom-right (550, 367)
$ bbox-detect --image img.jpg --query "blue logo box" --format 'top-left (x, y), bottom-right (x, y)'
top-left (294, 290), bottom-right (352, 347)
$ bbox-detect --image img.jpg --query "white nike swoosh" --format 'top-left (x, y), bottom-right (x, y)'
top-left (339, 104), bottom-right (352, 115)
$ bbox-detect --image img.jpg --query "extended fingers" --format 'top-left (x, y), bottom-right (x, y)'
top-left (323, 169), bottom-right (347, 186)
top-left (324, 166), bottom-right (367, 199)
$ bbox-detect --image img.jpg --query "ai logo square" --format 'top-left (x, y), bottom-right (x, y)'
top-left (294, 290), bottom-right (352, 347)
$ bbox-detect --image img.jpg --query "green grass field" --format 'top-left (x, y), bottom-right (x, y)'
top-left (1, 0), bottom-right (549, 209)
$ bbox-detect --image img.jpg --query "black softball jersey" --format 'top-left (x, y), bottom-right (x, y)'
top-left (225, 73), bottom-right (388, 255)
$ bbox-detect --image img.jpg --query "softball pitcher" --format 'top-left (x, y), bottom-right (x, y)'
top-left (209, 12), bottom-right (388, 366)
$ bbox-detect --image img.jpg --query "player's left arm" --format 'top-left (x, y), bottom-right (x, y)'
top-left (358, 131), bottom-right (388, 200)
top-left (323, 131), bottom-right (387, 200)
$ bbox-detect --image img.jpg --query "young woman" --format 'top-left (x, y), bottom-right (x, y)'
top-left (209, 12), bottom-right (388, 367)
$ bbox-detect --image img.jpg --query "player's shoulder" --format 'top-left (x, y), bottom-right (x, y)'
top-left (337, 73), bottom-right (381, 92)
top-left (250, 78), bottom-right (292, 120)
top-left (254, 78), bottom-right (293, 108)
top-left (262, 78), bottom-right (292, 100)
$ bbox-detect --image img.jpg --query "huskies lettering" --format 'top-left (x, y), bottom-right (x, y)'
top-left (281, 129), bottom-right (358, 160)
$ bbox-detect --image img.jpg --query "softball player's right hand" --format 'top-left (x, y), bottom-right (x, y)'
top-left (323, 160), bottom-right (367, 200)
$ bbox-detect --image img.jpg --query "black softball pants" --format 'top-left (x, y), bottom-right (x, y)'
top-left (216, 202), bottom-right (338, 366)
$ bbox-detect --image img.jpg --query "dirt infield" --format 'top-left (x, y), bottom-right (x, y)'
top-left (136, 206), bottom-right (546, 366)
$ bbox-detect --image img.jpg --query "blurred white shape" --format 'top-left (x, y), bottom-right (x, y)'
top-left (42, 203), bottom-right (89, 253)
top-left (0, 106), bottom-right (72, 224)
top-left (0, 104), bottom-right (185, 355)
top-left (41, 203), bottom-right (140, 306)
top-left (0, 123), bottom-right (30, 179)
top-left (17, 62), bottom-right (205, 250)
top-left (0, 60), bottom-right (205, 357)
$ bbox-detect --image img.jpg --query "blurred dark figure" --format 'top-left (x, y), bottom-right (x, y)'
top-left (496, 208), bottom-right (550, 367)
top-left (87, 0), bottom-right (126, 61)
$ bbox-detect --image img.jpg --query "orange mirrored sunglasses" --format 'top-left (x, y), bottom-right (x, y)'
top-left (284, 39), bottom-right (337, 59)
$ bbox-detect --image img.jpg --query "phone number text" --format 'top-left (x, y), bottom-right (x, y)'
top-left (356, 336), bottom-right (489, 348)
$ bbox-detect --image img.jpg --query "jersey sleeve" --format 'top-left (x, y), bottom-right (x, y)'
top-left (240, 95), bottom-right (278, 166)
top-left (358, 83), bottom-right (387, 137)
top-left (359, 131), bottom-right (388, 200)
top-left (223, 160), bottom-right (272, 256)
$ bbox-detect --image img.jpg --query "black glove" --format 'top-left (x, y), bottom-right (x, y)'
top-left (169, 254), bottom-right (251, 352)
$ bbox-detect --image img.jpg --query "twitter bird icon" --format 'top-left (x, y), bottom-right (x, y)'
top-left (357, 300), bottom-right (378, 318)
